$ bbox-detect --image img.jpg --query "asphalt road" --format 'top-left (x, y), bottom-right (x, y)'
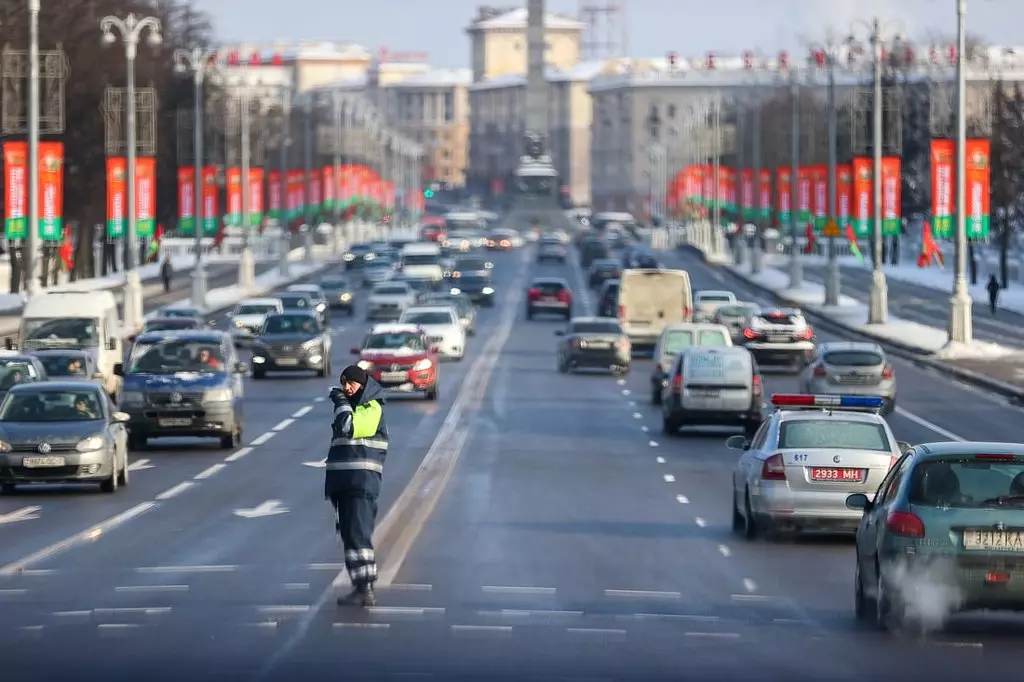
top-left (2, 243), bottom-right (1024, 681)
top-left (800, 261), bottom-right (1024, 349)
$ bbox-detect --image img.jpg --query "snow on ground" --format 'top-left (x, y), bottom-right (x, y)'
top-left (730, 262), bottom-right (1021, 360)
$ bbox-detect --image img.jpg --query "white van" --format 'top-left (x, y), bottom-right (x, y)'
top-left (660, 346), bottom-right (764, 437)
top-left (400, 242), bottom-right (444, 282)
top-left (19, 291), bottom-right (123, 398)
top-left (618, 268), bottom-right (694, 350)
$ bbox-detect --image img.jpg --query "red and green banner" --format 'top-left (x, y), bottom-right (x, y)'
top-left (107, 157), bottom-right (157, 238)
top-left (247, 168), bottom-right (264, 226)
top-left (177, 167), bottom-right (196, 234)
top-left (225, 167), bottom-right (242, 226)
top-left (201, 166), bottom-right (218, 236)
top-left (322, 165), bottom-right (335, 212)
top-left (775, 168), bottom-right (792, 225)
top-left (268, 170), bottom-right (282, 220)
top-left (4, 141), bottom-right (64, 240)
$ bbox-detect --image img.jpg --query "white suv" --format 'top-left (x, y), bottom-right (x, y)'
top-left (399, 305), bottom-right (466, 360)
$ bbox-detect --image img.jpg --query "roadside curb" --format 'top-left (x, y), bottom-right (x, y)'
top-left (679, 244), bottom-right (1024, 405)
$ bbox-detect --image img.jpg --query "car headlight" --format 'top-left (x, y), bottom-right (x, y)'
top-left (450, 287), bottom-right (461, 295)
top-left (340, 293), bottom-right (352, 302)
top-left (234, 319), bottom-right (246, 328)
top-left (452, 272), bottom-right (461, 278)
top-left (343, 253), bottom-right (355, 261)
top-left (364, 253), bottom-right (376, 261)
top-left (204, 388), bottom-right (233, 402)
top-left (0, 441), bottom-right (10, 453)
top-left (302, 338), bottom-right (322, 350)
top-left (482, 287), bottom-right (494, 295)
top-left (76, 435), bottom-right (104, 452)
top-left (412, 358), bottom-right (433, 371)
top-left (316, 302), bottom-right (326, 311)
top-left (356, 360), bottom-right (374, 370)
top-left (120, 390), bottom-right (143, 406)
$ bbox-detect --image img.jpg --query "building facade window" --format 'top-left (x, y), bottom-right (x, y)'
top-left (444, 91), bottom-right (454, 122)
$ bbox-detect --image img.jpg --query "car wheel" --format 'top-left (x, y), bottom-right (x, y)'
top-left (1, 483), bottom-right (16, 494)
top-left (742, 491), bottom-right (758, 540)
top-left (221, 426), bottom-right (241, 450)
top-left (117, 450), bottom-right (129, 487)
top-left (732, 489), bottom-right (745, 535)
top-left (425, 384), bottom-right (439, 401)
top-left (253, 369), bottom-right (265, 380)
top-left (854, 558), bottom-right (876, 623)
top-left (318, 363), bottom-right (329, 378)
top-left (99, 459), bottom-right (119, 494)
top-left (875, 565), bottom-right (900, 631)
top-left (128, 433), bottom-right (147, 450)
top-left (651, 384), bottom-right (662, 405)
top-left (661, 413), bottom-right (677, 435)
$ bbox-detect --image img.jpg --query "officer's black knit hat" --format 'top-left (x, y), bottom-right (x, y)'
top-left (340, 365), bottom-right (368, 386)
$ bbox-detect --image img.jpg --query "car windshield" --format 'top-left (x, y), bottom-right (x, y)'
top-left (403, 311), bottom-right (453, 325)
top-left (778, 420), bottom-right (890, 451)
top-left (263, 315), bottom-right (318, 335)
top-left (454, 259), bottom-right (485, 270)
top-left (23, 318), bottom-right (100, 348)
top-left (823, 350), bottom-right (884, 367)
top-left (595, 261), bottom-right (618, 270)
top-left (128, 339), bottom-right (226, 375)
top-left (717, 304), bottom-right (758, 318)
top-left (402, 279), bottom-right (432, 291)
top-left (279, 295), bottom-right (310, 308)
top-left (364, 332), bottom-right (426, 351)
top-left (0, 363), bottom-right (38, 391)
top-left (699, 294), bottom-right (734, 303)
top-left (572, 322), bottom-right (621, 334)
top-left (236, 304), bottom-right (278, 315)
top-left (664, 330), bottom-right (729, 355)
top-left (162, 308), bottom-right (200, 318)
top-left (403, 254), bottom-right (439, 266)
top-left (907, 457), bottom-right (1024, 508)
top-left (36, 354), bottom-right (89, 377)
top-left (0, 389), bottom-right (104, 422)
top-left (144, 320), bottom-right (194, 332)
top-left (322, 279), bottom-right (347, 289)
top-left (375, 285), bottom-right (409, 296)
top-left (459, 275), bottom-right (488, 287)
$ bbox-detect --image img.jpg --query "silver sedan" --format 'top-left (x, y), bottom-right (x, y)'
top-left (798, 341), bottom-right (896, 415)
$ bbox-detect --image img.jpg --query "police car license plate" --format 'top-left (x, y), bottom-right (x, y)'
top-left (159, 418), bottom-right (192, 427)
top-left (381, 371), bottom-right (407, 382)
top-left (809, 467), bottom-right (863, 482)
top-left (22, 456), bottom-right (65, 468)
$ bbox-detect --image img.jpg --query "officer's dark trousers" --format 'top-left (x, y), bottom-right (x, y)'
top-left (330, 493), bottom-right (379, 587)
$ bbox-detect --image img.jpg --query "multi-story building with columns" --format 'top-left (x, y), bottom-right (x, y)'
top-left (465, 6), bottom-right (585, 83)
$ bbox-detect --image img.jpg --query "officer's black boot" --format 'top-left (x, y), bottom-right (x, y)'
top-left (337, 583), bottom-right (376, 607)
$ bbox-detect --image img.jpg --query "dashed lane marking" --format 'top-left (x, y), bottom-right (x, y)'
top-left (114, 584), bottom-right (189, 593)
top-left (272, 418), bottom-right (295, 431)
top-left (695, 517), bottom-right (706, 527)
top-left (380, 583), bottom-right (433, 591)
top-left (314, 397), bottom-right (326, 403)
top-left (478, 609), bottom-right (583, 620)
top-left (482, 585), bottom-right (556, 595)
top-left (291, 405), bottom-right (314, 418)
top-left (686, 631), bottom-right (741, 639)
top-left (0, 502), bottom-right (156, 577)
top-left (225, 446), bottom-right (252, 462)
top-left (451, 624), bottom-right (512, 635)
top-left (641, 426), bottom-right (649, 432)
top-left (649, 441), bottom-right (659, 448)
top-left (367, 607), bottom-right (445, 618)
top-left (333, 622), bottom-right (390, 631)
top-left (656, 456), bottom-right (666, 463)
top-left (604, 589), bottom-right (681, 599)
top-left (566, 628), bottom-right (627, 639)
top-left (663, 474), bottom-right (676, 483)
top-left (0, 588), bottom-right (28, 596)
top-left (194, 464), bottom-right (226, 480)
top-left (676, 495), bottom-right (690, 504)
top-left (718, 544), bottom-right (731, 557)
top-left (136, 565), bottom-right (237, 573)
top-left (155, 482), bottom-right (193, 500)
top-left (632, 412), bottom-right (642, 419)
top-left (256, 605), bottom-right (310, 615)
top-left (618, 613), bottom-right (720, 623)
top-left (742, 578), bottom-right (758, 593)
top-left (250, 432), bottom-right (276, 446)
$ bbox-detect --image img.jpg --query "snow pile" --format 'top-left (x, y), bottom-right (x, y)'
top-left (934, 340), bottom-right (1021, 361)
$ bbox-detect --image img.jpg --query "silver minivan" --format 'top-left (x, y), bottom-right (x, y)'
top-left (650, 323), bottom-right (732, 405)
top-left (660, 346), bottom-right (764, 437)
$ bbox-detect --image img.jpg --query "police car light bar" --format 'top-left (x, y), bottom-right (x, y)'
top-left (770, 394), bottom-right (886, 411)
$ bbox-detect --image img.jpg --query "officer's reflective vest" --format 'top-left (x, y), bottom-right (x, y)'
top-left (325, 384), bottom-right (389, 494)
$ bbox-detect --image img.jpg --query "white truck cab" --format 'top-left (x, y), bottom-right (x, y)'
top-left (18, 290), bottom-right (123, 398)
top-left (400, 242), bottom-right (444, 282)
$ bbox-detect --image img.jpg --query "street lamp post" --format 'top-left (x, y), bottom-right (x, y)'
top-left (867, 18), bottom-right (889, 324)
top-left (819, 48), bottom-right (841, 306)
top-left (332, 89), bottom-right (343, 254)
top-left (278, 83), bottom-right (292, 279)
top-left (302, 94), bottom-right (314, 263)
top-left (788, 63), bottom-right (802, 288)
top-left (948, 0), bottom-right (973, 343)
top-left (26, 0), bottom-right (40, 296)
top-left (173, 46), bottom-right (215, 310)
top-left (100, 13), bottom-right (162, 334)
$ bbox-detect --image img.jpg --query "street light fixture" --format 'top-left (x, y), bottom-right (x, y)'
top-left (100, 12), bottom-right (163, 334)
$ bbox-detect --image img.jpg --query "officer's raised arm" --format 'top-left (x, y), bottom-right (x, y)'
top-left (329, 386), bottom-right (354, 437)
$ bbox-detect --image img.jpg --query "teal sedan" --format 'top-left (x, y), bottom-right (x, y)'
top-left (848, 441), bottom-right (1024, 632)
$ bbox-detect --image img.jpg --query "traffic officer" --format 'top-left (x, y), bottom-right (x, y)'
top-left (326, 364), bottom-right (389, 607)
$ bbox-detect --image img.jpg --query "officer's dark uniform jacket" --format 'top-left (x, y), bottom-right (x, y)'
top-left (325, 377), bottom-right (389, 497)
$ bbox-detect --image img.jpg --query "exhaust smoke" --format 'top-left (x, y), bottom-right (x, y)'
top-left (886, 556), bottom-right (964, 632)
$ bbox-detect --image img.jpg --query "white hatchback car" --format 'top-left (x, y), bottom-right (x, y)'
top-left (229, 298), bottom-right (283, 343)
top-left (399, 305), bottom-right (466, 360)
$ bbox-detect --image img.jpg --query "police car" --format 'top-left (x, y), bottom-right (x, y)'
top-left (728, 394), bottom-right (907, 540)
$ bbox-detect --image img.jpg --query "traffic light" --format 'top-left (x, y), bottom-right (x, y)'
top-left (424, 189), bottom-right (435, 198)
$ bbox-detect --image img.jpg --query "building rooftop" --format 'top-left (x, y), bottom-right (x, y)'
top-left (215, 42), bottom-right (372, 63)
top-left (469, 60), bottom-right (613, 90)
top-left (467, 7), bottom-right (585, 32)
top-left (394, 68), bottom-right (473, 88)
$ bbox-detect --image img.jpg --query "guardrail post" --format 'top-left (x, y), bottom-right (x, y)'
top-left (279, 232), bottom-right (291, 278)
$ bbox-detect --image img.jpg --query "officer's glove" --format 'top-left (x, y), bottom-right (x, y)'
top-left (329, 386), bottom-right (345, 403)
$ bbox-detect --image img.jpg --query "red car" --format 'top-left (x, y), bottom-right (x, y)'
top-left (420, 216), bottom-right (447, 243)
top-left (351, 324), bottom-right (440, 400)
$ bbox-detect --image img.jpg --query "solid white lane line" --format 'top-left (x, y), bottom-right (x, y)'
top-left (676, 495), bottom-right (690, 504)
top-left (379, 583), bottom-right (433, 591)
top-left (291, 406), bottom-right (314, 418)
top-left (718, 544), bottom-right (731, 557)
top-left (225, 447), bottom-right (253, 462)
top-left (333, 622), bottom-right (390, 630)
top-left (686, 632), bottom-right (741, 639)
top-left (695, 517), bottom-right (707, 527)
top-left (451, 624), bottom-right (512, 634)
top-left (894, 407), bottom-right (965, 442)
top-left (250, 432), bottom-right (275, 446)
top-left (155, 482), bottom-right (193, 500)
top-left (314, 397), bottom-right (326, 403)
top-left (194, 464), bottom-right (226, 480)
top-left (137, 565), bottom-right (237, 573)
top-left (663, 474), bottom-right (675, 482)
top-left (605, 589), bottom-right (681, 599)
top-left (482, 585), bottom-right (556, 595)
top-left (0, 502), bottom-right (156, 577)
top-left (0, 588), bottom-right (28, 596)
top-left (272, 418), bottom-right (295, 431)
top-left (114, 585), bottom-right (189, 593)
top-left (257, 605), bottom-right (310, 614)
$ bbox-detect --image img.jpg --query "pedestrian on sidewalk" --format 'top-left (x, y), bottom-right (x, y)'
top-left (160, 255), bottom-right (173, 293)
top-left (326, 365), bottom-right (389, 607)
top-left (987, 275), bottom-right (1000, 315)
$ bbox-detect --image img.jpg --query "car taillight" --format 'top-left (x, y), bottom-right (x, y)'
top-left (886, 511), bottom-right (925, 538)
top-left (528, 288), bottom-right (540, 300)
top-left (761, 454), bottom-right (786, 481)
top-left (798, 328), bottom-right (814, 340)
top-left (751, 374), bottom-right (762, 397)
top-left (618, 337), bottom-right (630, 352)
top-left (618, 305), bottom-right (625, 319)
top-left (558, 291), bottom-right (571, 303)
top-left (671, 374), bottom-right (681, 393)
top-left (881, 363), bottom-right (894, 379)
top-left (683, 306), bottom-right (691, 319)
top-left (812, 364), bottom-right (827, 377)
top-left (743, 328), bottom-right (759, 340)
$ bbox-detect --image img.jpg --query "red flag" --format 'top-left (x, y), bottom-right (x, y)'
top-left (213, 218), bottom-right (226, 247)
top-left (58, 225), bottom-right (74, 272)
top-left (803, 223), bottom-right (816, 254)
top-left (917, 220), bottom-right (945, 267)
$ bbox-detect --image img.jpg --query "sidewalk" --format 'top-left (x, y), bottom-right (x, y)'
top-left (714, 251), bottom-right (1024, 399)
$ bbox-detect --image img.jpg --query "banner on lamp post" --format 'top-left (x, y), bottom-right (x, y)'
top-left (178, 167), bottom-right (196, 234)
top-left (268, 170), bottom-right (282, 220)
top-left (775, 168), bottom-right (792, 226)
top-left (201, 166), bottom-right (218, 236)
top-left (965, 139), bottom-right (990, 240)
top-left (225, 167), bottom-right (242, 226)
top-left (247, 168), bottom-right (264, 226)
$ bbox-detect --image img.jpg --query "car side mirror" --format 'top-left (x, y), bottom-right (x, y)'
top-left (725, 434), bottom-right (750, 451)
top-left (127, 335), bottom-right (136, 343)
top-left (92, 371), bottom-right (105, 380)
top-left (112, 411), bottom-right (131, 423)
top-left (112, 363), bottom-right (123, 377)
top-left (554, 330), bottom-right (565, 336)
top-left (107, 338), bottom-right (118, 350)
top-left (845, 493), bottom-right (873, 511)
top-left (896, 441), bottom-right (911, 454)
top-left (234, 362), bottom-right (248, 374)
top-left (3, 337), bottom-right (16, 351)
top-left (430, 345), bottom-right (441, 353)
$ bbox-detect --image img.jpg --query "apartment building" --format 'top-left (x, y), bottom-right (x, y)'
top-left (465, 6), bottom-right (585, 83)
